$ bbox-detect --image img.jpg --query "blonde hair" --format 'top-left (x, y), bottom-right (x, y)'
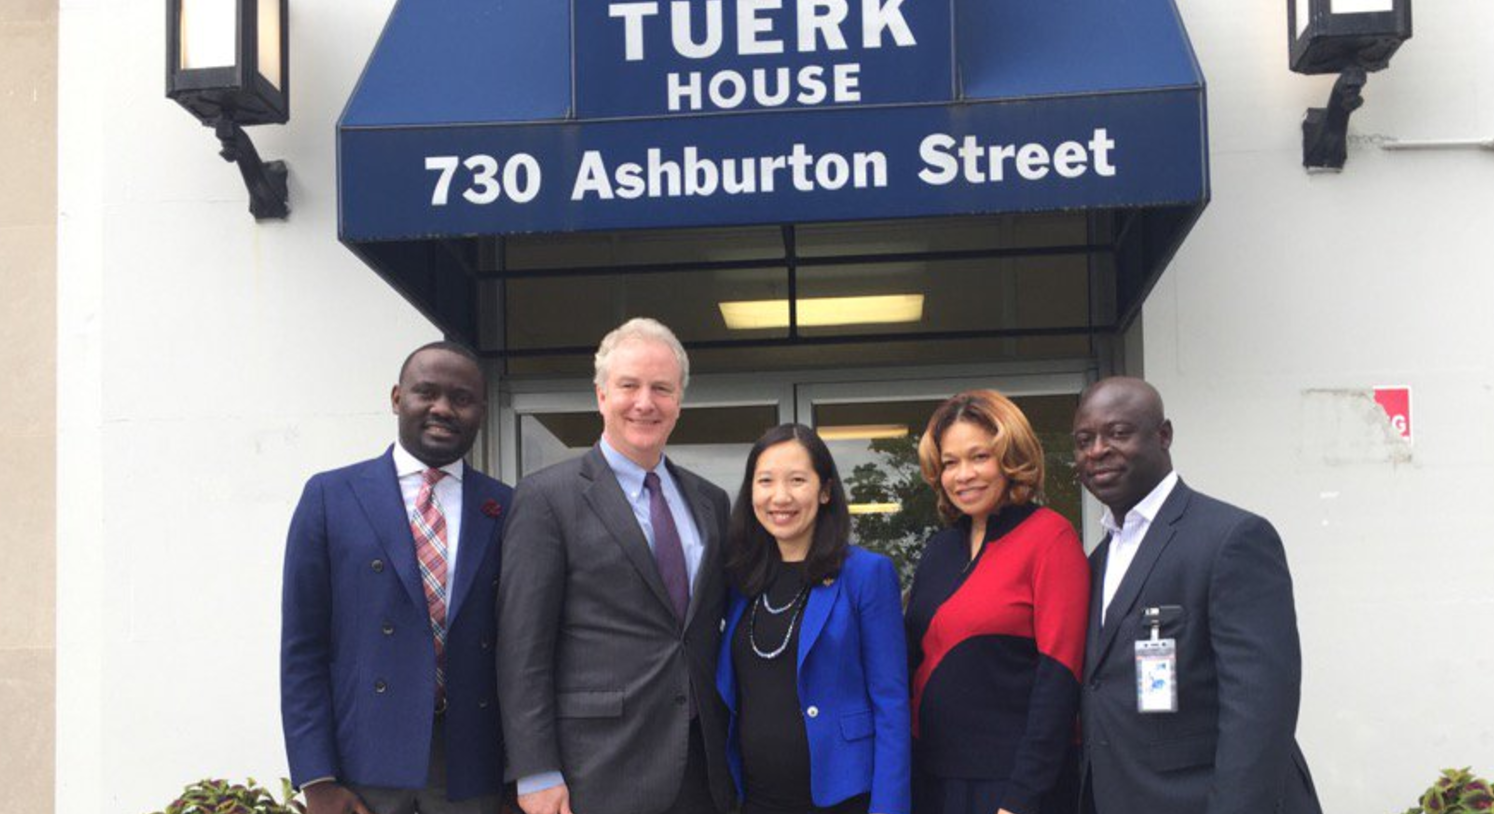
top-left (918, 389), bottom-right (1046, 523)
top-left (593, 317), bottom-right (690, 391)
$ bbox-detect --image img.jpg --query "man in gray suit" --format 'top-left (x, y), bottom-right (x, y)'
top-left (497, 318), bottom-right (734, 814)
top-left (1073, 377), bottom-right (1320, 814)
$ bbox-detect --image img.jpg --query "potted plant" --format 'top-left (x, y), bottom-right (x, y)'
top-left (1403, 768), bottom-right (1493, 814)
top-left (145, 777), bottom-right (304, 814)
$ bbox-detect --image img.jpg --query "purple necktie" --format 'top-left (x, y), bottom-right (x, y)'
top-left (644, 471), bottom-right (690, 623)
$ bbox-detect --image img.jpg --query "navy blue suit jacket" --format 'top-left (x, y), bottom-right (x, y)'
top-left (281, 448), bottom-right (512, 800)
top-left (717, 547), bottom-right (912, 814)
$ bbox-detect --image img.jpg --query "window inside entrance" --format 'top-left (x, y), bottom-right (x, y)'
top-left (482, 211), bottom-right (1115, 378)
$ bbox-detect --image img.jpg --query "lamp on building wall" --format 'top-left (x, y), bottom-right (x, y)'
top-left (166, 0), bottom-right (290, 219)
top-left (1288, 0), bottom-right (1411, 170)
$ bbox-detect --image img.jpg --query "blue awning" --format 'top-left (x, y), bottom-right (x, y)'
top-left (338, 0), bottom-right (1209, 341)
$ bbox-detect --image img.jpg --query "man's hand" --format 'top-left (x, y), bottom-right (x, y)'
top-left (303, 782), bottom-right (373, 814)
top-left (517, 783), bottom-right (574, 814)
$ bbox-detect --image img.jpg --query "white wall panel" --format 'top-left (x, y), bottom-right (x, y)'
top-left (57, 0), bottom-right (1494, 812)
top-left (1154, 2), bottom-right (1494, 810)
top-left (58, 1), bottom-right (431, 812)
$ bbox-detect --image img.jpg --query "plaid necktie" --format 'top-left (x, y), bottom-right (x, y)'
top-left (411, 467), bottom-right (450, 707)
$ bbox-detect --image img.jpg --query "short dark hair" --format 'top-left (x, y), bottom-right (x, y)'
top-left (398, 340), bottom-right (483, 383)
top-left (726, 423), bottom-right (851, 597)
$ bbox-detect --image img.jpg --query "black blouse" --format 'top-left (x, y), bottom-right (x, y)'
top-left (731, 562), bottom-right (872, 814)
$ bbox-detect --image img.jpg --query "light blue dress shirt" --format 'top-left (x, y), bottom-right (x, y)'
top-left (597, 437), bottom-right (705, 589)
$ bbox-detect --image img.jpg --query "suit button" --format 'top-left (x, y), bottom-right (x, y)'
top-left (674, 695), bottom-right (687, 706)
top-left (374, 680), bottom-right (388, 693)
top-left (719, 619), bottom-right (726, 633)
top-left (805, 706), bottom-right (819, 718)
top-left (479, 698), bottom-right (491, 709)
top-left (371, 559), bottom-right (385, 573)
top-left (492, 577), bottom-right (499, 588)
top-left (1089, 679), bottom-right (1101, 691)
top-left (381, 622), bottom-right (394, 635)
top-left (481, 638), bottom-right (492, 651)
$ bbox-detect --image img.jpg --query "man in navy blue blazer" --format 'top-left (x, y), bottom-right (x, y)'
top-left (282, 341), bottom-right (513, 814)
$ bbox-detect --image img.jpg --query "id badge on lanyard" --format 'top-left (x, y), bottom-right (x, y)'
top-left (1135, 605), bottom-right (1179, 713)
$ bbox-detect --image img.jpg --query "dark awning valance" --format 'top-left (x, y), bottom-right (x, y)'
top-left (337, 0), bottom-right (1209, 344)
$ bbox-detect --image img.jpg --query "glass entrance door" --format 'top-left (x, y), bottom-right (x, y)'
top-left (497, 366), bottom-right (1093, 579)
top-left (501, 378), bottom-right (795, 494)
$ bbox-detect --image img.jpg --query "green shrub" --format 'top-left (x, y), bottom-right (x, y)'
top-left (1403, 768), bottom-right (1493, 814)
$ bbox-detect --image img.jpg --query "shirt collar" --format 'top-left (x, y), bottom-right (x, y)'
top-left (1099, 470), bottom-right (1179, 536)
top-left (392, 441), bottom-right (465, 483)
top-left (598, 436), bottom-right (668, 498)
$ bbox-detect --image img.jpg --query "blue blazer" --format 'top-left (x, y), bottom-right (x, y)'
top-left (280, 448), bottom-right (512, 800)
top-left (717, 546), bottom-right (911, 814)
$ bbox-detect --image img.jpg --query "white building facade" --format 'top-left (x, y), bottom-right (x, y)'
top-left (21, 0), bottom-right (1494, 812)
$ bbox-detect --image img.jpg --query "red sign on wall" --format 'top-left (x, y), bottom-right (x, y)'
top-left (1373, 386), bottom-right (1412, 441)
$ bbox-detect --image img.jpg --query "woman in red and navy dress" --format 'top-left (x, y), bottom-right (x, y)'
top-left (905, 390), bottom-right (1089, 814)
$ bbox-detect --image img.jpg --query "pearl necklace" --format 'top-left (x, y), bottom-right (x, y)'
top-left (759, 585), bottom-right (801, 615)
top-left (748, 585), bottom-right (808, 660)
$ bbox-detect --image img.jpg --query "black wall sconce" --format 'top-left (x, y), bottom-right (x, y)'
top-left (1288, 0), bottom-right (1411, 170)
top-left (167, 0), bottom-right (290, 219)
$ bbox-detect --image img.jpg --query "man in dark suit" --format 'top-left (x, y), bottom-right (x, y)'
top-left (498, 318), bottom-right (734, 814)
top-left (1073, 377), bottom-right (1320, 814)
top-left (282, 341), bottom-right (513, 814)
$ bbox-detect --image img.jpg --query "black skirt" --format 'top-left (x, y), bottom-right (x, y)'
top-left (911, 745), bottom-right (1079, 814)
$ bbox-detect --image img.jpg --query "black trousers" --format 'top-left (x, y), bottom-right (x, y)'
top-left (742, 794), bottom-right (870, 814)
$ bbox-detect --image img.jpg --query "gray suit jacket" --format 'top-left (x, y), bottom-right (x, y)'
top-left (1081, 480), bottom-right (1321, 814)
top-left (497, 446), bottom-right (734, 814)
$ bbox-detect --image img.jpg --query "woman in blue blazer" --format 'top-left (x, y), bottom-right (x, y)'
top-left (717, 423), bottom-right (911, 814)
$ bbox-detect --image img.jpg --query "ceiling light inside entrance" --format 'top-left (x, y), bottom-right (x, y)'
top-left (818, 424), bottom-right (910, 441)
top-left (719, 294), bottom-right (924, 330)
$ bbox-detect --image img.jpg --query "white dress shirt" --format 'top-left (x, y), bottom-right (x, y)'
top-left (392, 442), bottom-right (466, 583)
top-left (1099, 470), bottom-right (1179, 625)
